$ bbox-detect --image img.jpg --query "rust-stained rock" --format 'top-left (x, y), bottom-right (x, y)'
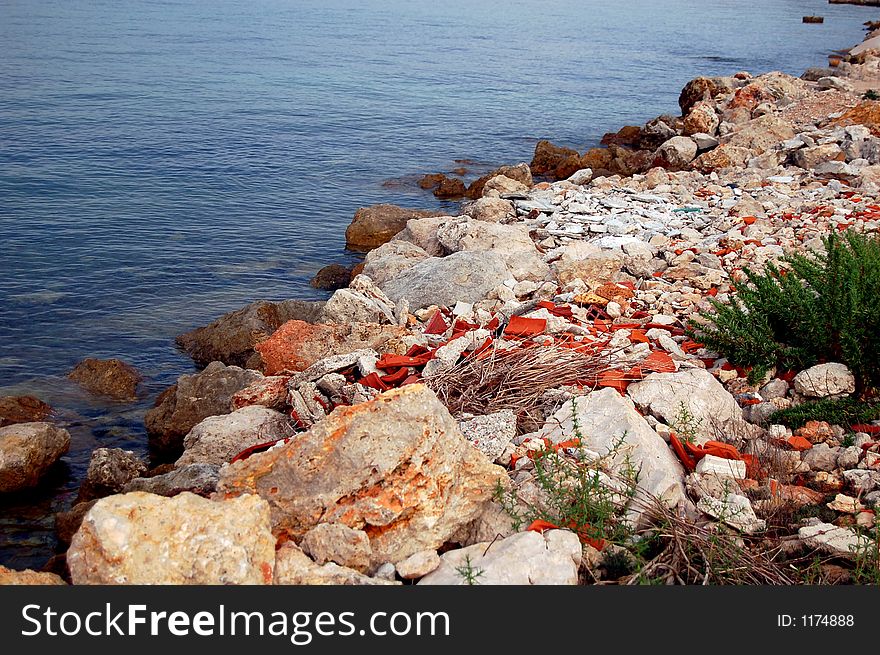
top-left (466, 163), bottom-right (533, 198)
top-left (68, 358), bottom-right (141, 401)
top-left (231, 375), bottom-right (292, 411)
top-left (218, 385), bottom-right (507, 567)
top-left (254, 320), bottom-right (409, 376)
top-left (345, 204), bottom-right (443, 251)
top-left (691, 144), bottom-right (753, 172)
top-left (530, 140), bottom-right (580, 177)
top-left (176, 299), bottom-right (326, 369)
top-left (832, 100), bottom-right (880, 136)
top-left (0, 565), bottom-right (65, 585)
top-left (67, 492), bottom-right (276, 585)
top-left (679, 76), bottom-right (737, 115)
top-left (0, 396), bottom-right (52, 428)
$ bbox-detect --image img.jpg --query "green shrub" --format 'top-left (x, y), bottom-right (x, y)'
top-left (769, 397), bottom-right (880, 430)
top-left (688, 231), bottom-right (880, 393)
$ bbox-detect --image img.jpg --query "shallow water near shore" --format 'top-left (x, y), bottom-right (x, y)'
top-left (0, 0), bottom-right (877, 568)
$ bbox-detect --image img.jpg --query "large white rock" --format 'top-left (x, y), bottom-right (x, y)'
top-left (798, 522), bottom-right (870, 559)
top-left (418, 530), bottom-right (581, 585)
top-left (318, 274), bottom-right (398, 325)
top-left (539, 388), bottom-right (686, 520)
top-left (67, 492), bottom-right (276, 584)
top-left (627, 367), bottom-right (760, 444)
top-left (176, 405), bottom-right (293, 467)
top-left (793, 363), bottom-right (856, 398)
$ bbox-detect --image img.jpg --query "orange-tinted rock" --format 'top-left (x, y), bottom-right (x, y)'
top-left (682, 101), bottom-right (720, 136)
top-left (433, 176), bottom-right (467, 199)
top-left (218, 385), bottom-right (507, 567)
top-left (795, 420), bottom-right (836, 445)
top-left (726, 82), bottom-right (776, 113)
top-left (679, 76), bottom-right (735, 115)
top-left (600, 125), bottom-right (642, 147)
top-left (231, 375), bottom-right (292, 411)
top-left (68, 358), bottom-right (141, 401)
top-left (345, 204), bottom-right (443, 251)
top-left (691, 144), bottom-right (753, 172)
top-left (0, 565), bottom-right (65, 585)
top-left (530, 140), bottom-right (580, 177)
top-left (255, 320), bottom-right (409, 376)
top-left (418, 173), bottom-right (446, 189)
top-left (466, 163), bottom-right (532, 198)
top-left (580, 147), bottom-right (614, 174)
top-left (832, 100), bottom-right (880, 136)
top-left (0, 396), bottom-right (52, 428)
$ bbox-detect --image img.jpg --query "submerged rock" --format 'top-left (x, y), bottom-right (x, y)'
top-left (0, 422), bottom-right (70, 493)
top-left (144, 362), bottom-right (263, 459)
top-left (67, 358), bottom-right (141, 401)
top-left (309, 263), bottom-right (352, 291)
top-left (0, 396), bottom-right (52, 428)
top-left (176, 299), bottom-right (326, 369)
top-left (68, 492), bottom-right (276, 584)
top-left (218, 385), bottom-right (507, 567)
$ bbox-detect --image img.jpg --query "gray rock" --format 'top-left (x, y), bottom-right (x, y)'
top-left (458, 410), bottom-right (517, 462)
top-left (77, 448), bottom-right (147, 502)
top-left (68, 492), bottom-right (276, 584)
top-left (566, 168), bottom-right (593, 185)
top-left (793, 363), bottom-right (855, 398)
top-left (802, 443), bottom-right (839, 472)
top-left (176, 299), bottom-right (325, 369)
top-left (539, 388), bottom-right (686, 523)
top-left (798, 522), bottom-right (870, 559)
top-left (300, 523), bottom-right (372, 573)
top-left (381, 251), bottom-right (512, 310)
top-left (691, 132), bottom-right (720, 152)
top-left (627, 367), bottom-right (760, 444)
top-left (837, 446), bottom-right (862, 471)
top-left (654, 136), bottom-right (698, 170)
top-left (759, 378), bottom-right (789, 401)
top-left (0, 422), bottom-right (70, 493)
top-left (419, 530), bottom-right (581, 585)
top-left (145, 362), bottom-right (263, 459)
top-left (436, 219), bottom-right (549, 281)
top-left (317, 275), bottom-right (397, 325)
top-left (395, 550), bottom-right (441, 579)
top-left (123, 463), bottom-right (220, 497)
top-left (362, 241), bottom-right (431, 288)
top-left (176, 405), bottom-right (293, 467)
top-left (464, 197), bottom-right (515, 223)
top-left (842, 469), bottom-right (879, 494)
top-left (218, 385), bottom-right (507, 568)
top-left (697, 493), bottom-right (765, 534)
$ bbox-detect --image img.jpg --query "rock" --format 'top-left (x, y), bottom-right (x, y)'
top-left (419, 530), bottom-right (581, 585)
top-left (802, 67), bottom-right (835, 82)
top-left (793, 363), bottom-right (856, 398)
top-left (531, 140), bottom-right (580, 177)
top-left (254, 321), bottom-right (408, 376)
top-left (464, 197), bottom-right (515, 223)
top-left (832, 100), bottom-right (880, 137)
top-left (553, 243), bottom-right (624, 288)
top-left (318, 275), bottom-right (397, 325)
top-left (391, 216), bottom-right (450, 256)
top-left (0, 422), bottom-right (70, 493)
top-left (793, 144), bottom-right (846, 170)
top-left (459, 410), bottom-right (517, 461)
top-left (218, 385), bottom-right (507, 568)
top-left (67, 358), bottom-right (141, 401)
top-left (68, 492), bottom-right (276, 584)
top-left (798, 522), bottom-right (870, 559)
top-left (466, 163), bottom-right (533, 199)
top-left (480, 174), bottom-right (528, 198)
top-left (396, 550), bottom-right (441, 579)
top-left (695, 454), bottom-right (746, 479)
top-left (802, 443), bottom-right (839, 472)
top-left (691, 132), bottom-right (720, 151)
top-left (0, 565), bottom-right (65, 585)
top-left (273, 543), bottom-right (398, 585)
top-left (697, 493), bottom-right (765, 534)
top-left (177, 405), bottom-right (293, 467)
top-left (362, 240), bottom-right (432, 287)
top-left (722, 115), bottom-right (795, 155)
top-left (436, 219), bottom-right (549, 281)
top-left (123, 463), bottom-right (220, 497)
top-left (381, 250), bottom-right (512, 310)
top-left (654, 136), bottom-right (698, 170)
top-left (692, 144), bottom-right (752, 172)
top-left (0, 396), bottom-right (52, 428)
top-left (145, 362), bottom-right (263, 459)
top-left (77, 448), bottom-right (147, 502)
top-left (300, 523), bottom-right (372, 573)
top-left (309, 264), bottom-right (351, 291)
top-left (231, 375), bottom-right (291, 411)
top-left (682, 101), bottom-right (720, 136)
top-left (345, 204), bottom-right (442, 251)
top-left (679, 75), bottom-right (737, 115)
top-left (55, 500), bottom-right (98, 546)
top-left (433, 176), bottom-right (467, 199)
top-left (176, 299), bottom-right (326, 369)
top-left (627, 368), bottom-right (760, 444)
top-left (601, 125), bottom-right (642, 148)
top-left (539, 388), bottom-right (686, 520)
top-left (827, 493), bottom-right (864, 514)
top-left (418, 173), bottom-right (446, 189)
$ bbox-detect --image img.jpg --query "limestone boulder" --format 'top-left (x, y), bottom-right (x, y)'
top-left (436, 219), bottom-right (549, 281)
top-left (362, 240), bottom-right (431, 288)
top-left (0, 422), bottom-right (70, 493)
top-left (793, 363), bottom-right (856, 398)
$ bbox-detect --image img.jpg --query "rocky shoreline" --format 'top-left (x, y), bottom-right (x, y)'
top-left (3, 23), bottom-right (880, 585)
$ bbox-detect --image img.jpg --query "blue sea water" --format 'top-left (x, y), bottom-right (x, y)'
top-left (0, 0), bottom-right (877, 568)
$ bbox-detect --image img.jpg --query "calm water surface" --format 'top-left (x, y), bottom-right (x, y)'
top-left (0, 0), bottom-right (877, 568)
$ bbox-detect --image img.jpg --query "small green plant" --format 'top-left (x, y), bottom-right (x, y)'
top-left (864, 89), bottom-right (880, 101)
top-left (454, 555), bottom-right (485, 585)
top-left (670, 401), bottom-right (703, 444)
top-left (841, 433), bottom-right (856, 448)
top-left (850, 519), bottom-right (879, 585)
top-left (768, 397), bottom-right (880, 430)
top-left (688, 231), bottom-right (880, 393)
